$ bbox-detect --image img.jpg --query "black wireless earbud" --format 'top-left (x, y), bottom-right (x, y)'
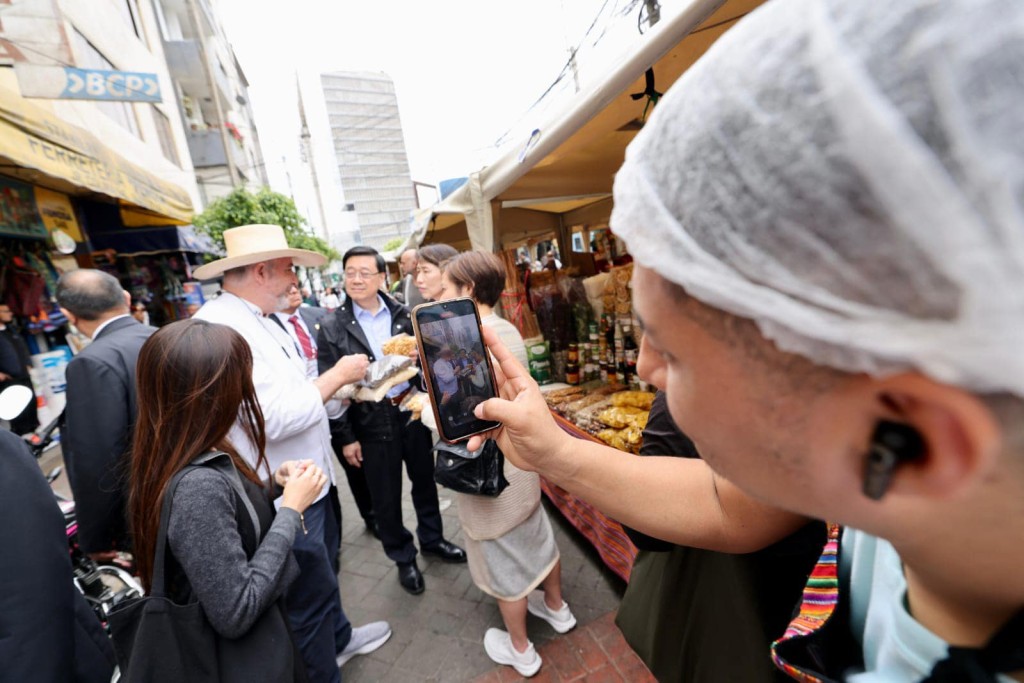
top-left (862, 420), bottom-right (925, 500)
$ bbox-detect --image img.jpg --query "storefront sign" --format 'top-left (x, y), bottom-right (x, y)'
top-left (14, 64), bottom-right (162, 103)
top-left (33, 186), bottom-right (84, 241)
top-left (0, 176), bottom-right (47, 239)
top-left (0, 83), bottom-right (193, 222)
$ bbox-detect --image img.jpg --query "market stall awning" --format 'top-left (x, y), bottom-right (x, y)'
top-left (418, 0), bottom-right (764, 252)
top-left (0, 83), bottom-right (194, 223)
top-left (88, 225), bottom-right (220, 256)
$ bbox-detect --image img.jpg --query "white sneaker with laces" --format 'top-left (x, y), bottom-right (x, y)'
top-left (336, 621), bottom-right (392, 668)
top-left (526, 591), bottom-right (577, 634)
top-left (483, 628), bottom-right (542, 678)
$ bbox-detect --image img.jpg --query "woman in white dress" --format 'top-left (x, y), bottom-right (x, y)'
top-left (439, 250), bottom-right (575, 678)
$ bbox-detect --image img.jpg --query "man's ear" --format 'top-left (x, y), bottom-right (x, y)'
top-left (251, 261), bottom-right (268, 284)
top-left (869, 374), bottom-right (1002, 499)
top-left (60, 307), bottom-right (77, 329)
top-left (122, 290), bottom-right (131, 309)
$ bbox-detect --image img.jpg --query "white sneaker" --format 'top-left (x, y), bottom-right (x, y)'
top-left (483, 628), bottom-right (542, 678)
top-left (526, 591), bottom-right (577, 634)
top-left (336, 621), bottom-right (392, 668)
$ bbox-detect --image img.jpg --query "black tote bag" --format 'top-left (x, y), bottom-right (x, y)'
top-left (108, 452), bottom-right (303, 683)
top-left (434, 439), bottom-right (510, 497)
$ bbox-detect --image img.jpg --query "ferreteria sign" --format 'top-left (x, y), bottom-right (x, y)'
top-left (14, 64), bottom-right (162, 103)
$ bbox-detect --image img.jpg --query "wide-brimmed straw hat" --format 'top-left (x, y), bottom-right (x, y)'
top-left (192, 224), bottom-right (327, 280)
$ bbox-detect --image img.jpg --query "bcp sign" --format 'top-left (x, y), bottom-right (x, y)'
top-left (15, 64), bottom-right (163, 103)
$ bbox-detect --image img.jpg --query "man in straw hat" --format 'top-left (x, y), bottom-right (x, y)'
top-left (193, 224), bottom-right (391, 682)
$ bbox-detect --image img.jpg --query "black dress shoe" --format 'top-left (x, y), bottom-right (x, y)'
top-left (421, 540), bottom-right (467, 564)
top-left (397, 561), bottom-right (424, 595)
top-left (365, 520), bottom-right (380, 540)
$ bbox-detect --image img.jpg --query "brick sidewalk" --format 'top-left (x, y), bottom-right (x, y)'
top-left (470, 613), bottom-right (655, 683)
top-left (333, 460), bottom-right (651, 682)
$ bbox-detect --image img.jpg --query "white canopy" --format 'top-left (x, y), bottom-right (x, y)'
top-left (407, 0), bottom-right (765, 254)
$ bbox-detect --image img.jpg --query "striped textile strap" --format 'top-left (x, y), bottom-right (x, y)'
top-left (771, 522), bottom-right (842, 683)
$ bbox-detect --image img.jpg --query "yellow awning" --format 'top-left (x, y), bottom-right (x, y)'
top-left (0, 83), bottom-right (193, 223)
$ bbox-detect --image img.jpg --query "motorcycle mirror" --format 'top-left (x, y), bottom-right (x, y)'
top-left (0, 385), bottom-right (32, 421)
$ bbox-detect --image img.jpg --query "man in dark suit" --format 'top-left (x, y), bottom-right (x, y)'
top-left (56, 269), bottom-right (155, 561)
top-left (318, 246), bottom-right (465, 596)
top-left (0, 303), bottom-right (39, 436)
top-left (0, 427), bottom-right (116, 683)
top-left (271, 283), bottom-right (379, 538)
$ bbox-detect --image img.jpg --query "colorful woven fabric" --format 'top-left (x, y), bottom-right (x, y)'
top-left (771, 522), bottom-right (842, 682)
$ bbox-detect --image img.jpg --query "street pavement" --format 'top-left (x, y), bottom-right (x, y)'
top-left (39, 444), bottom-right (639, 682)
top-left (332, 461), bottom-right (631, 682)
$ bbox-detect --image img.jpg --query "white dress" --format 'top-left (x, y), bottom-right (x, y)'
top-left (456, 314), bottom-right (560, 601)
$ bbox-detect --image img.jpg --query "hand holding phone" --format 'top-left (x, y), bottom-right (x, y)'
top-left (412, 298), bottom-right (501, 443)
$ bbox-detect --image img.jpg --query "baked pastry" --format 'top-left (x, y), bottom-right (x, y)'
top-left (382, 334), bottom-right (417, 356)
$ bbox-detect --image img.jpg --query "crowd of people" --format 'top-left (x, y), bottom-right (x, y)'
top-left (3, 0), bottom-right (1021, 681)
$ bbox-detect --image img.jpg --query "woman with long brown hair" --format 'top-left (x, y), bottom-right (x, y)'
top-left (128, 319), bottom-right (327, 680)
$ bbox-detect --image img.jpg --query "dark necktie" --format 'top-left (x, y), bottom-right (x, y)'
top-left (289, 315), bottom-right (316, 360)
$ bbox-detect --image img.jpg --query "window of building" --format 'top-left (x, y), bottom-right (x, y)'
top-left (151, 106), bottom-right (179, 166)
top-left (71, 30), bottom-right (140, 137)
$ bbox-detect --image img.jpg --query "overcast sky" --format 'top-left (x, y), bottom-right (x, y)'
top-left (216, 0), bottom-right (613, 193)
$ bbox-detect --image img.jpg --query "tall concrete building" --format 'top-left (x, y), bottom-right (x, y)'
top-left (320, 71), bottom-right (416, 250)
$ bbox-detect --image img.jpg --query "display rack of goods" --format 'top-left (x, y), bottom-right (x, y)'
top-left (544, 386), bottom-right (656, 453)
top-left (499, 249), bottom-right (541, 339)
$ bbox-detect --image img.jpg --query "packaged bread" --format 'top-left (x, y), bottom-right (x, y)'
top-left (382, 334), bottom-right (417, 356)
top-left (595, 425), bottom-right (643, 453)
top-left (596, 406), bottom-right (648, 429)
top-left (572, 399), bottom-right (614, 433)
top-left (609, 391), bottom-right (656, 410)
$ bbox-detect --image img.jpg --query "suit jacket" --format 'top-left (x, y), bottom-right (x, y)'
top-left (270, 306), bottom-right (328, 349)
top-left (0, 429), bottom-right (116, 683)
top-left (63, 316), bottom-right (155, 553)
top-left (317, 293), bottom-right (414, 445)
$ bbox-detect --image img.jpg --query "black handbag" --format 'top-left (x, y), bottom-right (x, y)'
top-left (108, 452), bottom-right (303, 683)
top-left (434, 439), bottom-right (510, 497)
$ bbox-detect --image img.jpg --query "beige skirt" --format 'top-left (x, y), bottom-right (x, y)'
top-left (465, 504), bottom-right (560, 601)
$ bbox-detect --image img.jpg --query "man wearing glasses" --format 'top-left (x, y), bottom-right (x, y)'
top-left (318, 246), bottom-right (466, 596)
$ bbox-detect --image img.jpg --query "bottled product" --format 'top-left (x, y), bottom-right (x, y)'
top-left (623, 325), bottom-right (638, 388)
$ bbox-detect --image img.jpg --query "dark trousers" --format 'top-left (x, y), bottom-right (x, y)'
top-left (360, 407), bottom-right (444, 565)
top-left (286, 490), bottom-right (351, 683)
top-left (331, 435), bottom-right (376, 527)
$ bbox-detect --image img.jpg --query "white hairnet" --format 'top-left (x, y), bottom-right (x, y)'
top-left (612, 0), bottom-right (1024, 397)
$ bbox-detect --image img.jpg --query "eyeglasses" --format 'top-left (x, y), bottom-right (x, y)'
top-left (344, 270), bottom-right (380, 281)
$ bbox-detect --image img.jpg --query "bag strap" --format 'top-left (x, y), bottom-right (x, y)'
top-left (150, 451), bottom-right (262, 597)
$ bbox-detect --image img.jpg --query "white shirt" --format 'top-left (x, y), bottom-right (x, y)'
top-left (194, 292), bottom-right (342, 503)
top-left (842, 530), bottom-right (1015, 683)
top-left (432, 357), bottom-right (459, 395)
top-left (90, 313), bottom-right (132, 339)
top-left (272, 311), bottom-right (318, 380)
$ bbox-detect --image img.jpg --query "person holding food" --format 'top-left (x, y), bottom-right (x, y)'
top-left (318, 246), bottom-right (466, 597)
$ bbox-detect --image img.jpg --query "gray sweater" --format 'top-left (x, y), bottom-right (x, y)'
top-left (166, 468), bottom-right (302, 638)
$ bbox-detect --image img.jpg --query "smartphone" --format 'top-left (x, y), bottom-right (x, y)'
top-left (412, 297), bottom-right (502, 443)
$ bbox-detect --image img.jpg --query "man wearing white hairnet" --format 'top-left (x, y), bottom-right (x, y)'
top-left (466, 0), bottom-right (1024, 680)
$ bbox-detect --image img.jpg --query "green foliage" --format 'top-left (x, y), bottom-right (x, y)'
top-left (382, 237), bottom-right (404, 252)
top-left (193, 187), bottom-right (340, 264)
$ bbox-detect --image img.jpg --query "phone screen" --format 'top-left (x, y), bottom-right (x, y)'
top-left (413, 298), bottom-right (501, 442)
